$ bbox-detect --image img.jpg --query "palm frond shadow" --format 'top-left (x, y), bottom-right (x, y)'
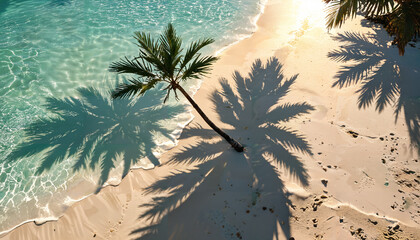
top-left (0, 0), bottom-right (64, 16)
top-left (7, 81), bottom-right (186, 189)
top-left (49, 0), bottom-right (72, 6)
top-left (131, 57), bottom-right (314, 240)
top-left (0, 0), bottom-right (9, 16)
top-left (329, 20), bottom-right (420, 154)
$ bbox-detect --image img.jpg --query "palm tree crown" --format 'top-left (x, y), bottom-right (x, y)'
top-left (110, 23), bottom-right (217, 101)
top-left (324, 0), bottom-right (420, 55)
top-left (110, 23), bottom-right (244, 152)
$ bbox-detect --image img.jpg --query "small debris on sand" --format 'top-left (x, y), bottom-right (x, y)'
top-left (347, 130), bottom-right (359, 138)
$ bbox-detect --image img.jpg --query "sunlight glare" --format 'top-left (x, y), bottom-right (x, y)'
top-left (295, 0), bottom-right (327, 30)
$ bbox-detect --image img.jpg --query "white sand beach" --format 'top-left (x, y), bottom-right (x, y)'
top-left (1, 0), bottom-right (419, 239)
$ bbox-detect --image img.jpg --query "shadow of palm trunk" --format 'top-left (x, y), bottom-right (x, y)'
top-left (131, 57), bottom-right (314, 240)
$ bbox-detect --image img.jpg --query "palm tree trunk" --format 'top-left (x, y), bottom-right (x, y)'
top-left (175, 85), bottom-right (244, 152)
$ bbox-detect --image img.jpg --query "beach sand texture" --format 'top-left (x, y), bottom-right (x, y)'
top-left (2, 0), bottom-right (420, 239)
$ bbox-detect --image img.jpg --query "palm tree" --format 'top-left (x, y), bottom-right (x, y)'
top-left (324, 0), bottom-right (420, 55)
top-left (109, 23), bottom-right (244, 152)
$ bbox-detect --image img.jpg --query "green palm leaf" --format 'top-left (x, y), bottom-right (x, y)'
top-left (112, 78), bottom-right (159, 99)
top-left (109, 57), bottom-right (155, 77)
top-left (386, 1), bottom-right (420, 55)
top-left (181, 55), bottom-right (219, 80)
top-left (159, 23), bottom-right (183, 78)
top-left (324, 0), bottom-right (419, 55)
top-left (179, 38), bottom-right (215, 72)
top-left (134, 31), bottom-right (168, 77)
top-left (325, 0), bottom-right (360, 29)
top-left (363, 0), bottom-right (394, 17)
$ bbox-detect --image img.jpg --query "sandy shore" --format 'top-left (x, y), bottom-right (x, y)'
top-left (2, 0), bottom-right (420, 239)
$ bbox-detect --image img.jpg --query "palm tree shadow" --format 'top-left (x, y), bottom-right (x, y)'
top-left (131, 57), bottom-right (314, 240)
top-left (0, 0), bottom-right (70, 16)
top-left (0, 0), bottom-right (9, 16)
top-left (49, 0), bottom-right (72, 6)
top-left (7, 81), bottom-right (186, 189)
top-left (329, 20), bottom-right (420, 154)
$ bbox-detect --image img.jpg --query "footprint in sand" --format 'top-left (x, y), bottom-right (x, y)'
top-left (274, 18), bottom-right (312, 61)
top-left (357, 171), bottom-right (375, 191)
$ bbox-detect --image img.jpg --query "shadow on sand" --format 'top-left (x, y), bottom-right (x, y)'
top-left (131, 58), bottom-right (314, 240)
top-left (329, 20), bottom-right (420, 154)
top-left (7, 83), bottom-right (186, 189)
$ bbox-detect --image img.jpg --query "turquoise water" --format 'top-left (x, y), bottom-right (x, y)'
top-left (0, 0), bottom-right (264, 233)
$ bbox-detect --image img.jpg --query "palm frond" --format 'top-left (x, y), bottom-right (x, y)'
top-left (180, 55), bottom-right (219, 80)
top-left (363, 0), bottom-right (394, 17)
top-left (111, 78), bottom-right (160, 99)
top-left (163, 86), bottom-right (172, 103)
top-left (325, 0), bottom-right (419, 55)
top-left (386, 2), bottom-right (420, 55)
top-left (159, 23), bottom-right (183, 78)
top-left (325, 0), bottom-right (360, 29)
top-left (134, 31), bottom-right (159, 59)
top-left (134, 31), bottom-right (168, 76)
top-left (178, 38), bottom-right (215, 73)
top-left (325, 0), bottom-right (393, 28)
top-left (109, 57), bottom-right (155, 78)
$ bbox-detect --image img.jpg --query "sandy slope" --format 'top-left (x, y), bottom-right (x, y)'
top-left (2, 0), bottom-right (420, 239)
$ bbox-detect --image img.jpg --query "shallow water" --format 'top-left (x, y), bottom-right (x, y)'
top-left (0, 0), bottom-right (264, 233)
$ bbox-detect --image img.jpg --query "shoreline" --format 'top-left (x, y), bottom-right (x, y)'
top-left (2, 0), bottom-right (420, 239)
top-left (0, 0), bottom-right (269, 236)
top-left (215, 0), bottom-right (268, 56)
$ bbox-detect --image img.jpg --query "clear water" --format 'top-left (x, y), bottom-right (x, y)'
top-left (0, 0), bottom-right (264, 233)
